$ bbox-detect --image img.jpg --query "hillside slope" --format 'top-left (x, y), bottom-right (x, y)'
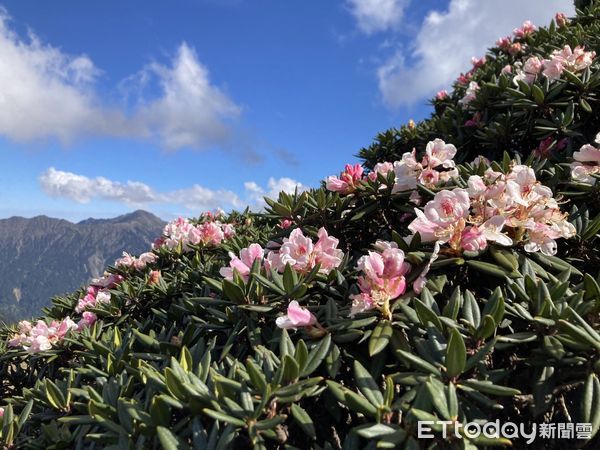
top-left (0, 210), bottom-right (164, 322)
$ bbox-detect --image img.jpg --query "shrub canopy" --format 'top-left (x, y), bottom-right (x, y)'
top-left (2, 3), bottom-right (600, 449)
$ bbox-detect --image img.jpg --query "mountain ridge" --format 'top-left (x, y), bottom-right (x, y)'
top-left (0, 210), bottom-right (165, 322)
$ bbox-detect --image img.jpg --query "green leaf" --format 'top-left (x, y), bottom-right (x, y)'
top-left (157, 425), bottom-right (185, 450)
top-left (460, 380), bottom-right (521, 396)
top-left (466, 260), bottom-right (515, 279)
top-left (344, 390), bottom-right (378, 417)
top-left (44, 379), bottom-right (66, 410)
top-left (369, 320), bottom-right (393, 356)
top-left (203, 409), bottom-right (246, 427)
top-left (395, 349), bottom-right (441, 376)
top-left (290, 404), bottom-right (316, 439)
top-left (581, 373), bottom-right (600, 440)
top-left (281, 354), bottom-right (299, 383)
top-left (301, 333), bottom-right (331, 377)
top-left (414, 299), bottom-right (443, 330)
top-left (446, 328), bottom-right (466, 378)
top-left (354, 360), bottom-right (384, 407)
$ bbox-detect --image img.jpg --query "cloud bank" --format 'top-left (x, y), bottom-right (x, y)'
top-left (40, 167), bottom-right (305, 212)
top-left (346, 0), bottom-right (409, 34)
top-left (0, 10), bottom-right (240, 150)
top-left (376, 0), bottom-right (574, 107)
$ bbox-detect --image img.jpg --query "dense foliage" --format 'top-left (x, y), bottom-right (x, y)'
top-left (2, 3), bottom-right (600, 449)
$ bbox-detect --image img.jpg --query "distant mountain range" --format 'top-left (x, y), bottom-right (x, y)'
top-left (0, 210), bottom-right (165, 323)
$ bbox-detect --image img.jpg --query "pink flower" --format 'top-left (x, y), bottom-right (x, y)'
top-left (368, 161), bottom-right (394, 182)
top-left (459, 82), bottom-right (479, 107)
top-left (513, 56), bottom-right (543, 85)
top-left (496, 36), bottom-right (512, 52)
top-left (267, 227), bottom-right (343, 275)
top-left (509, 43), bottom-right (522, 56)
top-left (351, 241), bottom-right (411, 317)
top-left (425, 138), bottom-right (457, 168)
top-left (276, 301), bottom-right (317, 329)
top-left (408, 189), bottom-right (471, 243)
top-left (115, 252), bottom-right (136, 268)
top-left (222, 223), bottom-right (236, 239)
top-left (461, 226), bottom-right (487, 252)
top-left (91, 274), bottom-right (124, 289)
top-left (279, 218), bottom-right (293, 229)
top-left (542, 58), bottom-right (564, 80)
top-left (436, 90), bottom-right (449, 100)
top-left (555, 12), bottom-right (568, 27)
top-left (513, 20), bottom-right (536, 39)
top-left (456, 73), bottom-right (472, 85)
top-left (413, 241), bottom-right (441, 294)
top-left (349, 293), bottom-right (375, 317)
top-left (472, 156), bottom-right (490, 167)
top-left (77, 312), bottom-right (97, 331)
top-left (392, 151), bottom-right (421, 193)
top-left (471, 56), bottom-right (486, 69)
top-left (571, 142), bottom-right (600, 184)
top-left (534, 137), bottom-right (568, 158)
top-left (501, 65), bottom-right (513, 74)
top-left (326, 164), bottom-right (364, 194)
top-left (220, 243), bottom-right (265, 281)
top-left (148, 270), bottom-right (162, 285)
top-left (543, 45), bottom-right (595, 81)
top-left (135, 252), bottom-right (157, 270)
top-left (418, 169), bottom-right (440, 186)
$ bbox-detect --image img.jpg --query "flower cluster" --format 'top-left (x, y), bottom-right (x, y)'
top-left (409, 164), bottom-right (575, 255)
top-left (350, 241), bottom-right (410, 318)
top-left (154, 217), bottom-right (235, 252)
top-left (570, 133), bottom-right (600, 184)
top-left (326, 139), bottom-right (458, 198)
top-left (514, 45), bottom-right (595, 85)
top-left (75, 273), bottom-right (123, 313)
top-left (392, 139), bottom-right (458, 195)
top-left (326, 164), bottom-right (364, 194)
top-left (220, 227), bottom-right (343, 281)
top-left (276, 301), bottom-right (318, 330)
top-left (513, 20), bottom-right (536, 39)
top-left (8, 314), bottom-right (96, 353)
top-left (114, 251), bottom-right (157, 270)
top-left (459, 81), bottom-right (480, 107)
top-left (219, 243), bottom-right (264, 281)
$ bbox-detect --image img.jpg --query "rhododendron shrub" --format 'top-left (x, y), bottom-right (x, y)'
top-left (2, 4), bottom-right (600, 450)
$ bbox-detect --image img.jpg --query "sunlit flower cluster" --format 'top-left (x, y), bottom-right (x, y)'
top-left (154, 217), bottom-right (235, 252)
top-left (459, 81), bottom-right (480, 107)
top-left (570, 133), bottom-right (600, 184)
top-left (75, 273), bottom-right (123, 313)
top-left (514, 45), bottom-right (595, 85)
top-left (409, 164), bottom-right (575, 255)
top-left (276, 300), bottom-right (318, 330)
top-left (326, 139), bottom-right (458, 198)
top-left (115, 251), bottom-right (158, 270)
top-left (220, 227), bottom-right (343, 281)
top-left (350, 241), bottom-right (410, 318)
top-left (391, 139), bottom-right (459, 194)
top-left (326, 164), bottom-right (364, 194)
top-left (8, 314), bottom-right (96, 353)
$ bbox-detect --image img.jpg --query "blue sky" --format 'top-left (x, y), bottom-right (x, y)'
top-left (0, 0), bottom-right (572, 221)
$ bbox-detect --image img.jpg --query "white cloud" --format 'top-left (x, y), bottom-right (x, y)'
top-left (378, 0), bottom-right (575, 107)
top-left (347, 0), bottom-right (409, 34)
top-left (244, 177), bottom-right (307, 209)
top-left (133, 43), bottom-right (242, 150)
top-left (0, 10), bottom-right (240, 150)
top-left (40, 168), bottom-right (161, 205)
top-left (40, 168), bottom-right (305, 212)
